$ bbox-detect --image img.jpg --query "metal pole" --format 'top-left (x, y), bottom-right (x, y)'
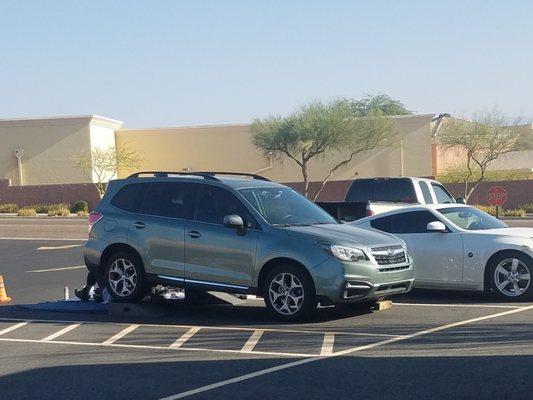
top-left (400, 140), bottom-right (404, 177)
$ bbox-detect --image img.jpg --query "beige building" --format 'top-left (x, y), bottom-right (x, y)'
top-left (0, 113), bottom-right (531, 190)
top-left (0, 115), bottom-right (123, 186)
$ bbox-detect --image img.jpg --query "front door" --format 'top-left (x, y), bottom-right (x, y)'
top-left (369, 210), bottom-right (464, 285)
top-left (184, 184), bottom-right (258, 289)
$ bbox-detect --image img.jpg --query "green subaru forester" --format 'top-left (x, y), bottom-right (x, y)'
top-left (84, 172), bottom-right (414, 320)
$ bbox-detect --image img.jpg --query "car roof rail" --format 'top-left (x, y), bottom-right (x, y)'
top-left (127, 171), bottom-right (221, 181)
top-left (198, 172), bottom-right (271, 181)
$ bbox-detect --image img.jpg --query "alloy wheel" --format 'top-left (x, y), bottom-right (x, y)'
top-left (268, 272), bottom-right (305, 315)
top-left (108, 258), bottom-right (138, 297)
top-left (493, 258), bottom-right (531, 298)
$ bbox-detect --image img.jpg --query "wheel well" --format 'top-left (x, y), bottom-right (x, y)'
top-left (483, 249), bottom-right (533, 290)
top-left (99, 243), bottom-right (144, 272)
top-left (256, 257), bottom-right (315, 296)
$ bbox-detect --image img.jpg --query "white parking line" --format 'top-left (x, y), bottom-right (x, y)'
top-left (241, 330), bottom-right (264, 352)
top-left (41, 323), bottom-right (82, 342)
top-left (37, 245), bottom-right (83, 250)
top-left (102, 324), bottom-right (140, 344)
top-left (169, 327), bottom-right (201, 349)
top-left (394, 302), bottom-right (522, 309)
top-left (157, 304), bottom-right (533, 400)
top-left (0, 322), bottom-right (29, 336)
top-left (26, 265), bottom-right (86, 273)
top-left (0, 317), bottom-right (394, 338)
top-left (0, 237), bottom-right (86, 242)
top-left (320, 333), bottom-right (335, 356)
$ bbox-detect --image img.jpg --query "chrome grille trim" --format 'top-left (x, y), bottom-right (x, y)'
top-left (371, 245), bottom-right (407, 268)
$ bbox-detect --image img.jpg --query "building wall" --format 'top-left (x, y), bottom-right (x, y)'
top-left (116, 114), bottom-right (435, 181)
top-left (0, 116), bottom-right (123, 186)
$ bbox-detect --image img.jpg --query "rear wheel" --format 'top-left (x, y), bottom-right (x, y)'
top-left (104, 251), bottom-right (148, 303)
top-left (487, 252), bottom-right (532, 301)
top-left (263, 265), bottom-right (317, 320)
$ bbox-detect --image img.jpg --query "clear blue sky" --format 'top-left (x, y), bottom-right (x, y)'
top-left (1, 0), bottom-right (532, 128)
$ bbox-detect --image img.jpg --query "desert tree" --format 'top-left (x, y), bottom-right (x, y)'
top-left (73, 144), bottom-right (143, 197)
top-left (437, 110), bottom-right (532, 201)
top-left (251, 99), bottom-right (396, 198)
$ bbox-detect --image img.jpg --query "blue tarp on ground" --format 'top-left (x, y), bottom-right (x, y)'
top-left (17, 300), bottom-right (108, 313)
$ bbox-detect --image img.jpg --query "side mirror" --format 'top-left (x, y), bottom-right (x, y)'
top-left (223, 214), bottom-right (244, 229)
top-left (456, 197), bottom-right (466, 204)
top-left (427, 221), bottom-right (447, 232)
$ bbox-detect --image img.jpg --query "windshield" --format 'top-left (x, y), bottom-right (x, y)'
top-left (437, 207), bottom-right (508, 230)
top-left (239, 187), bottom-right (337, 226)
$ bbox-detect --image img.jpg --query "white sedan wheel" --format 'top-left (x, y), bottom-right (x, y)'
top-left (493, 258), bottom-right (531, 298)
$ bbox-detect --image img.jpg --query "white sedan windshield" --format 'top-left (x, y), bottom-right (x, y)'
top-left (437, 207), bottom-right (508, 230)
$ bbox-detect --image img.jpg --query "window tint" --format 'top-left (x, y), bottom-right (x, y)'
top-left (346, 179), bottom-right (416, 203)
top-left (370, 211), bottom-right (440, 233)
top-left (195, 185), bottom-right (256, 228)
top-left (419, 182), bottom-right (434, 204)
top-left (432, 183), bottom-right (454, 203)
top-left (142, 182), bottom-right (195, 219)
top-left (346, 180), bottom-right (372, 201)
top-left (111, 183), bottom-right (146, 212)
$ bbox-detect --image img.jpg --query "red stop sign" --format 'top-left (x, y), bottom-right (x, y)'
top-left (488, 186), bottom-right (507, 206)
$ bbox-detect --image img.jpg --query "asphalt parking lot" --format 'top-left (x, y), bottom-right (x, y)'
top-left (1, 217), bottom-right (533, 399)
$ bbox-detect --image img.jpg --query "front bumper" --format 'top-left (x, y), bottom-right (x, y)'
top-left (310, 255), bottom-right (415, 304)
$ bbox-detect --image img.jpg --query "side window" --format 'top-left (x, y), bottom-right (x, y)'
top-left (371, 211), bottom-right (439, 234)
top-left (195, 185), bottom-right (256, 228)
top-left (111, 183), bottom-right (147, 212)
top-left (142, 182), bottom-right (196, 219)
top-left (419, 182), bottom-right (434, 204)
top-left (432, 184), bottom-right (454, 204)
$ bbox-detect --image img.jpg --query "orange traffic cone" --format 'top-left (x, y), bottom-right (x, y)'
top-left (0, 275), bottom-right (12, 302)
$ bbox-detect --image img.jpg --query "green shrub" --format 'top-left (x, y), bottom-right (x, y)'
top-left (31, 203), bottom-right (71, 214)
top-left (522, 203), bottom-right (533, 213)
top-left (48, 208), bottom-right (70, 217)
top-left (0, 203), bottom-right (19, 213)
top-left (473, 204), bottom-right (497, 216)
top-left (71, 201), bottom-right (89, 214)
top-left (503, 208), bottom-right (526, 217)
top-left (17, 208), bottom-right (37, 217)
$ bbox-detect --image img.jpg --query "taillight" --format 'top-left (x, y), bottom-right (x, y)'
top-left (365, 209), bottom-right (374, 217)
top-left (88, 211), bottom-right (103, 233)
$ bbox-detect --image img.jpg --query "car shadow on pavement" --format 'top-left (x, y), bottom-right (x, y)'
top-left (395, 288), bottom-right (532, 305)
top-left (1, 352), bottom-right (533, 400)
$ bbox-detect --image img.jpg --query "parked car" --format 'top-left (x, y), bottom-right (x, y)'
top-left (317, 177), bottom-right (462, 222)
top-left (352, 204), bottom-right (533, 300)
top-left (84, 171), bottom-right (414, 320)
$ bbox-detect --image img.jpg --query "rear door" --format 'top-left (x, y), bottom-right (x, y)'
top-left (370, 210), bottom-right (464, 285)
top-left (128, 181), bottom-right (196, 280)
top-left (184, 184), bottom-right (259, 289)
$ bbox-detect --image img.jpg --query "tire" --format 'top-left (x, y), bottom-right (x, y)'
top-left (263, 265), bottom-right (317, 320)
top-left (104, 251), bottom-right (148, 303)
top-left (486, 252), bottom-right (533, 301)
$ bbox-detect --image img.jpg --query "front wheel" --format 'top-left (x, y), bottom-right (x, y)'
top-left (104, 251), bottom-right (148, 303)
top-left (487, 252), bottom-right (532, 301)
top-left (263, 265), bottom-right (317, 320)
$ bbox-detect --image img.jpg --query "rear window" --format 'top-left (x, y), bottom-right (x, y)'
top-left (141, 182), bottom-right (196, 220)
top-left (346, 179), bottom-right (416, 203)
top-left (419, 181), bottom-right (434, 204)
top-left (111, 183), bottom-right (146, 212)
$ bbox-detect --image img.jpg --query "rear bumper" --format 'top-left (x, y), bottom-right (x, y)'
top-left (83, 238), bottom-right (108, 271)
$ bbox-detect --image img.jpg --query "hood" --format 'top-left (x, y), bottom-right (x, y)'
top-left (473, 227), bottom-right (533, 239)
top-left (284, 223), bottom-right (401, 249)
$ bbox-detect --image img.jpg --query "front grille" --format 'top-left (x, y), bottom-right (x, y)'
top-left (371, 245), bottom-right (407, 267)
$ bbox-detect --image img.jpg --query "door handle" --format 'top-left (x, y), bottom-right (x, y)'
top-left (133, 221), bottom-right (146, 229)
top-left (186, 230), bottom-right (201, 239)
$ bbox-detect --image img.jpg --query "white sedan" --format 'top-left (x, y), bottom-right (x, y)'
top-left (352, 204), bottom-right (533, 301)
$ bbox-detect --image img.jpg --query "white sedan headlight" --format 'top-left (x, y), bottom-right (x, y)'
top-left (328, 245), bottom-right (368, 262)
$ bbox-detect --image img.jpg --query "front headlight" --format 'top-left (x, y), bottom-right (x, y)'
top-left (328, 244), bottom-right (368, 262)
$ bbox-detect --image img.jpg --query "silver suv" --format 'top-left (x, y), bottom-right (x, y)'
top-left (84, 172), bottom-right (414, 320)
